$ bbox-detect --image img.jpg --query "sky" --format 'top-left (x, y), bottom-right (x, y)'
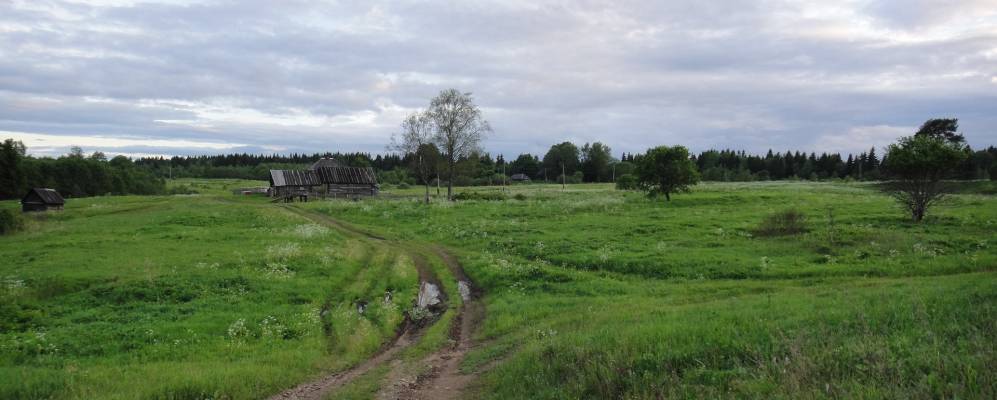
top-left (1, 0), bottom-right (996, 159)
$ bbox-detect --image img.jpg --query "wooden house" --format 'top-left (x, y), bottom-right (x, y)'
top-left (21, 188), bottom-right (65, 212)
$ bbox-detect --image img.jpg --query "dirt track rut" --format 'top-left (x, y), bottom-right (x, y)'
top-left (270, 206), bottom-right (484, 400)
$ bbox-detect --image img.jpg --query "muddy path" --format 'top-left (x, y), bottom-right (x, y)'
top-left (270, 206), bottom-right (451, 400)
top-left (376, 247), bottom-right (486, 400)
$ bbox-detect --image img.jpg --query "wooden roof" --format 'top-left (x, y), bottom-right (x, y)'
top-left (269, 167), bottom-right (378, 187)
top-left (269, 170), bottom-right (320, 187)
top-left (22, 188), bottom-right (65, 205)
top-left (315, 167), bottom-right (378, 185)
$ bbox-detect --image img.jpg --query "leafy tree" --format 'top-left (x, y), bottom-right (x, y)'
top-left (542, 142), bottom-right (580, 183)
top-left (882, 133), bottom-right (968, 222)
top-left (391, 112), bottom-right (439, 204)
top-left (426, 89), bottom-right (490, 200)
top-left (581, 142), bottom-right (612, 182)
top-left (915, 118), bottom-right (964, 144)
top-left (634, 145), bottom-right (699, 201)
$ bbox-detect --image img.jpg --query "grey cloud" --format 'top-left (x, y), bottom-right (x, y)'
top-left (0, 0), bottom-right (995, 159)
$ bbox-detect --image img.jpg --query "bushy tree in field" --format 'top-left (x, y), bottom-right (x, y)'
top-left (635, 145), bottom-right (699, 201)
top-left (882, 129), bottom-right (968, 222)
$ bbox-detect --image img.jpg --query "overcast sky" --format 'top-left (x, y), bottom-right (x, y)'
top-left (2, 0), bottom-right (996, 159)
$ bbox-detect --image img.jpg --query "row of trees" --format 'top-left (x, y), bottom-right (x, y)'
top-left (0, 141), bottom-right (165, 199)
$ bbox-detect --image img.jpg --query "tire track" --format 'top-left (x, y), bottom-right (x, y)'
top-left (269, 206), bottom-right (447, 400)
top-left (376, 247), bottom-right (485, 400)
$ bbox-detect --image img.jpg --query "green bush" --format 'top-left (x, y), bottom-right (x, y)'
top-left (753, 209), bottom-right (809, 237)
top-left (615, 174), bottom-right (638, 190)
top-left (0, 209), bottom-right (23, 235)
top-left (397, 182), bottom-right (410, 189)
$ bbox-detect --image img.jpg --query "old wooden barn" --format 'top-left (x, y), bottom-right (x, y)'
top-left (21, 188), bottom-right (65, 212)
top-left (269, 160), bottom-right (378, 201)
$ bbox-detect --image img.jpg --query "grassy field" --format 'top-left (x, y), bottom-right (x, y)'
top-left (307, 181), bottom-right (997, 398)
top-left (1, 179), bottom-right (995, 399)
top-left (0, 180), bottom-right (423, 399)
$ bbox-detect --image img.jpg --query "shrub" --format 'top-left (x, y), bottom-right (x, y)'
top-left (0, 209), bottom-right (23, 235)
top-left (615, 174), bottom-right (638, 190)
top-left (453, 191), bottom-right (507, 201)
top-left (397, 182), bottom-right (410, 189)
top-left (753, 209), bottom-right (809, 237)
top-left (513, 193), bottom-right (527, 201)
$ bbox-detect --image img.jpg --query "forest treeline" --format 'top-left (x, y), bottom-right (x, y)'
top-left (2, 137), bottom-right (996, 200)
top-left (133, 142), bottom-right (997, 185)
top-left (0, 141), bottom-right (164, 199)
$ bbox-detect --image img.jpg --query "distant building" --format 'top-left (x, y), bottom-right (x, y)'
top-left (510, 173), bottom-right (531, 182)
top-left (269, 160), bottom-right (379, 201)
top-left (21, 188), bottom-right (65, 212)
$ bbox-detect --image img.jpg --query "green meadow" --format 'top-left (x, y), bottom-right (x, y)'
top-left (1, 179), bottom-right (995, 399)
top-left (305, 181), bottom-right (997, 398)
top-left (0, 181), bottom-right (419, 399)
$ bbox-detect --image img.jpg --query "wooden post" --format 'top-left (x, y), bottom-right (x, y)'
top-left (561, 162), bottom-right (565, 190)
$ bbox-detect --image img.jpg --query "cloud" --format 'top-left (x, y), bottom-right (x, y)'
top-left (0, 0), bottom-right (995, 158)
top-left (814, 125), bottom-right (913, 155)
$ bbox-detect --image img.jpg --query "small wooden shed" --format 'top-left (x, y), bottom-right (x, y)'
top-left (22, 188), bottom-right (65, 212)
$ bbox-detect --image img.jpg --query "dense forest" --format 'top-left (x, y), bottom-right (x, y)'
top-left (2, 137), bottom-right (995, 200)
